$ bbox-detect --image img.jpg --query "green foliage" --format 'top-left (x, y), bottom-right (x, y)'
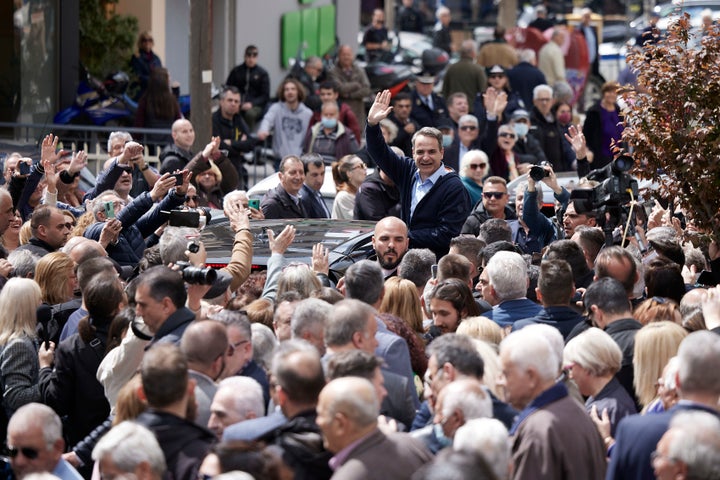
top-left (622, 15), bottom-right (720, 239)
top-left (79, 0), bottom-right (138, 78)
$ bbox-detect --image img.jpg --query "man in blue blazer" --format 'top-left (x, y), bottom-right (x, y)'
top-left (606, 331), bottom-right (720, 480)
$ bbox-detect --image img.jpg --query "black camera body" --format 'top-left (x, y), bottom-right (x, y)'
top-left (529, 163), bottom-right (550, 182)
top-left (175, 261), bottom-right (217, 285)
top-left (571, 155), bottom-right (638, 212)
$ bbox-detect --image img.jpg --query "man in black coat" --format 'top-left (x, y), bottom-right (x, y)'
top-left (212, 85), bottom-right (257, 188)
top-left (261, 156), bottom-right (307, 219)
top-left (225, 45), bottom-right (270, 129)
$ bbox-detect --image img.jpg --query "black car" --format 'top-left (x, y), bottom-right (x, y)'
top-left (201, 217), bottom-right (377, 282)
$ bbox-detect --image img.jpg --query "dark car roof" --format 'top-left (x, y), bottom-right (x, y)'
top-left (201, 217), bottom-right (377, 281)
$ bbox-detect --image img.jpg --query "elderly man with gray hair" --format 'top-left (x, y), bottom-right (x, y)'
top-left (454, 417), bottom-right (511, 480)
top-left (207, 376), bottom-right (265, 438)
top-left (92, 421), bottom-right (166, 480)
top-left (6, 403), bottom-right (83, 479)
top-left (498, 328), bottom-right (607, 479)
top-left (316, 377), bottom-right (431, 479)
top-left (652, 411), bottom-right (720, 480)
top-left (483, 251), bottom-right (541, 327)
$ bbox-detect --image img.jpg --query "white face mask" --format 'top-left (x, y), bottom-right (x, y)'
top-left (513, 123), bottom-right (529, 138)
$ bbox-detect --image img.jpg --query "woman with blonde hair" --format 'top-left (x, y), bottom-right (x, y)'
top-left (35, 251), bottom-right (77, 305)
top-left (380, 277), bottom-right (424, 336)
top-left (0, 210), bottom-right (22, 252)
top-left (0, 278), bottom-right (47, 418)
top-left (633, 321), bottom-right (687, 411)
top-left (34, 252), bottom-right (80, 343)
top-left (331, 155), bottom-right (367, 219)
top-left (564, 327), bottom-right (637, 437)
top-left (456, 316), bottom-right (503, 346)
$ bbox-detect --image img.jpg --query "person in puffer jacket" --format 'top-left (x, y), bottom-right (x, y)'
top-left (83, 171), bottom-right (190, 267)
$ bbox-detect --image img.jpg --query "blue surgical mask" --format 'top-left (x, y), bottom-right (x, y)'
top-left (321, 117), bottom-right (337, 129)
top-left (442, 135), bottom-right (453, 147)
top-left (433, 422), bottom-right (452, 448)
top-left (513, 123), bottom-right (529, 138)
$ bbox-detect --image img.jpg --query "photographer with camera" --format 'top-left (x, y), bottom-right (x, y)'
top-left (83, 170), bottom-right (191, 267)
top-left (519, 163), bottom-right (572, 252)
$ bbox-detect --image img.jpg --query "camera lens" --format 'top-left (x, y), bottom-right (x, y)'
top-left (182, 266), bottom-right (217, 285)
top-left (187, 241), bottom-right (200, 254)
top-left (529, 166), bottom-right (546, 182)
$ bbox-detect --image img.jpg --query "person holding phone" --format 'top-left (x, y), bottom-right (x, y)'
top-left (83, 170), bottom-right (191, 267)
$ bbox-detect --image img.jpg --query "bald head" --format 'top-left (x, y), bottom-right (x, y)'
top-left (373, 216), bottom-right (409, 271)
top-left (171, 119), bottom-right (195, 150)
top-left (66, 237), bottom-right (108, 265)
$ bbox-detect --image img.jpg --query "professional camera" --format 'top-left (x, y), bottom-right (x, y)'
top-left (529, 162), bottom-right (551, 182)
top-left (175, 261), bottom-right (217, 285)
top-left (569, 154), bottom-right (640, 247)
top-left (570, 155), bottom-right (638, 212)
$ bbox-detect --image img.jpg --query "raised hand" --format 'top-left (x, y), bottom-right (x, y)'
top-left (41, 134), bottom-right (59, 165)
top-left (367, 90), bottom-right (393, 126)
top-left (565, 125), bottom-right (588, 160)
top-left (68, 150), bottom-right (88, 175)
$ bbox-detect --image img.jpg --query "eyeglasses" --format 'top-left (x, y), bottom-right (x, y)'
top-left (499, 132), bottom-right (516, 139)
top-left (246, 51), bottom-right (258, 57)
top-left (460, 125), bottom-right (478, 131)
top-left (351, 163), bottom-right (367, 171)
top-left (7, 446), bottom-right (40, 459)
top-left (227, 339), bottom-right (249, 356)
top-left (468, 163), bottom-right (487, 170)
top-left (483, 191), bottom-right (506, 199)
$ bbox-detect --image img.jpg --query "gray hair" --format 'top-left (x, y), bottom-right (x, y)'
top-left (210, 309), bottom-right (252, 340)
top-left (224, 189), bottom-right (249, 206)
top-left (8, 403), bottom-right (63, 449)
top-left (533, 84), bottom-right (553, 100)
top-left (454, 418), bottom-right (511, 480)
top-left (91, 191), bottom-right (122, 219)
top-left (564, 327), bottom-right (622, 377)
top-left (486, 251), bottom-right (528, 301)
top-left (92, 421), bottom-right (166, 477)
top-left (291, 298), bottom-right (331, 339)
top-left (441, 379), bottom-right (492, 422)
top-left (217, 376), bottom-right (265, 419)
top-left (500, 328), bottom-right (559, 383)
top-left (677, 330), bottom-right (720, 395)
top-left (519, 48), bottom-right (536, 63)
top-left (8, 249), bottom-right (40, 278)
top-left (522, 323), bottom-right (564, 374)
top-left (458, 114), bottom-right (479, 128)
top-left (460, 150), bottom-right (489, 178)
top-left (159, 226), bottom-right (198, 265)
top-left (325, 299), bottom-right (375, 347)
top-left (666, 411), bottom-right (720, 479)
top-left (250, 323), bottom-right (278, 372)
top-left (107, 131), bottom-right (132, 153)
top-left (344, 260), bottom-right (384, 305)
top-left (398, 248), bottom-right (437, 288)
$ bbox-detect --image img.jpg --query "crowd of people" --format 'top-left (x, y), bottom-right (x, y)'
top-left (0, 5), bottom-right (719, 480)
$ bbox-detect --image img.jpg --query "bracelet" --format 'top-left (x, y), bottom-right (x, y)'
top-left (236, 228), bottom-right (251, 233)
top-left (140, 165), bottom-right (149, 171)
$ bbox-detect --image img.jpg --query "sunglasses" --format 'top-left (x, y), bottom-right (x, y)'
top-left (468, 163), bottom-right (487, 170)
top-left (8, 447), bottom-right (40, 459)
top-left (499, 132), bottom-right (516, 139)
top-left (185, 195), bottom-right (199, 202)
top-left (483, 191), bottom-right (506, 199)
top-left (460, 126), bottom-right (478, 131)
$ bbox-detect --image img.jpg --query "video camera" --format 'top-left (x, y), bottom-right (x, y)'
top-left (570, 155), bottom-right (638, 212)
top-left (569, 155), bottom-right (639, 247)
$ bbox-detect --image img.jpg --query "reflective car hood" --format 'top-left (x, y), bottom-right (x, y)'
top-left (201, 217), bottom-right (377, 282)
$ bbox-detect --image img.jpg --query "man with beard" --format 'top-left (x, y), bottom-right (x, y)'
top-left (372, 217), bottom-right (409, 279)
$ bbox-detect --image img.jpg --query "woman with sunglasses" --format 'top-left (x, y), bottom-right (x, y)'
top-left (459, 150), bottom-right (489, 205)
